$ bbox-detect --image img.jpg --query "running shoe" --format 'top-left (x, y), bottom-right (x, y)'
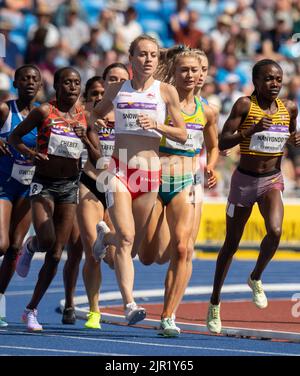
top-left (206, 302), bottom-right (221, 334)
top-left (84, 311), bottom-right (101, 329)
top-left (22, 308), bottom-right (43, 331)
top-left (247, 277), bottom-right (268, 309)
top-left (125, 302), bottom-right (146, 325)
top-left (159, 317), bottom-right (180, 337)
top-left (62, 307), bottom-right (76, 325)
top-left (92, 221), bottom-right (110, 261)
top-left (16, 237), bottom-right (34, 278)
top-left (0, 317), bottom-right (8, 327)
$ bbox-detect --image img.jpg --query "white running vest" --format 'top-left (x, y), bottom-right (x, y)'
top-left (113, 80), bottom-right (166, 138)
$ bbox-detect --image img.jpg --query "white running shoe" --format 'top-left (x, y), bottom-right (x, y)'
top-left (125, 302), bottom-right (146, 325)
top-left (248, 277), bottom-right (268, 309)
top-left (0, 318), bottom-right (8, 327)
top-left (206, 302), bottom-right (222, 334)
top-left (22, 308), bottom-right (43, 331)
top-left (16, 237), bottom-right (34, 278)
top-left (92, 221), bottom-right (110, 261)
top-left (159, 317), bottom-right (180, 337)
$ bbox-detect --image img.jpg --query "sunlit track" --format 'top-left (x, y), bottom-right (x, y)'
top-left (0, 329), bottom-right (299, 356)
top-left (1, 259), bottom-right (300, 356)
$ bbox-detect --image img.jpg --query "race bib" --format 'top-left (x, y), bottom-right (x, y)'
top-left (98, 126), bottom-right (115, 158)
top-left (29, 182), bottom-right (43, 196)
top-left (166, 124), bottom-right (204, 151)
top-left (116, 103), bottom-right (161, 137)
top-left (249, 131), bottom-right (290, 153)
top-left (11, 160), bottom-right (35, 185)
top-left (48, 126), bottom-right (84, 159)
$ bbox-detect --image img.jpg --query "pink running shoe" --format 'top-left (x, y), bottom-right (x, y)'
top-left (22, 308), bottom-right (43, 331)
top-left (16, 237), bottom-right (34, 278)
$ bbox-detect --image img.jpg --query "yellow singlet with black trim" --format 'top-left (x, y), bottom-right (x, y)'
top-left (239, 95), bottom-right (290, 157)
top-left (159, 96), bottom-right (206, 157)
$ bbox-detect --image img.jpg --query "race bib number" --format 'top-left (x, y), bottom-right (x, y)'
top-left (11, 160), bottom-right (35, 185)
top-left (29, 182), bottom-right (43, 196)
top-left (166, 125), bottom-right (204, 151)
top-left (116, 102), bottom-right (161, 137)
top-left (249, 131), bottom-right (290, 153)
top-left (48, 127), bottom-right (84, 159)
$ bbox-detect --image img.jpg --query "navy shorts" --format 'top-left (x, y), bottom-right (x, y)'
top-left (29, 174), bottom-right (79, 204)
top-left (0, 171), bottom-right (30, 202)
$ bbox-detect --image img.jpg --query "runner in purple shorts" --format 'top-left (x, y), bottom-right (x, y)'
top-left (206, 59), bottom-right (300, 334)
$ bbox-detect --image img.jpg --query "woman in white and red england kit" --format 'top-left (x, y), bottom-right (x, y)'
top-left (91, 35), bottom-right (187, 325)
top-left (9, 67), bottom-right (100, 331)
top-left (78, 64), bottom-right (130, 330)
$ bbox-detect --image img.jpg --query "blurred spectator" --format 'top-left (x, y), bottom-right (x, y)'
top-left (24, 26), bottom-right (48, 64)
top-left (235, 19), bottom-right (260, 57)
top-left (54, 0), bottom-right (88, 27)
top-left (115, 6), bottom-right (142, 54)
top-left (59, 3), bottom-right (90, 57)
top-left (27, 4), bottom-right (60, 48)
top-left (38, 47), bottom-right (68, 99)
top-left (270, 11), bottom-right (293, 52)
top-left (256, 0), bottom-right (276, 42)
top-left (218, 74), bottom-right (244, 133)
top-left (0, 71), bottom-right (10, 101)
top-left (201, 75), bottom-right (221, 113)
top-left (1, 0), bottom-right (300, 196)
top-left (79, 26), bottom-right (105, 70)
top-left (96, 8), bottom-right (118, 52)
top-left (4, 0), bottom-right (32, 11)
top-left (173, 10), bottom-right (203, 48)
top-left (106, 0), bottom-right (129, 13)
top-left (287, 75), bottom-right (300, 131)
top-left (215, 54), bottom-right (249, 91)
top-left (292, 0), bottom-right (300, 34)
top-left (169, 0), bottom-right (190, 35)
top-left (0, 16), bottom-right (23, 74)
top-left (210, 14), bottom-right (232, 53)
top-left (72, 49), bottom-right (96, 88)
top-left (233, 0), bottom-right (258, 30)
top-left (256, 38), bottom-right (284, 61)
top-left (0, 0), bottom-right (24, 29)
top-left (197, 35), bottom-right (218, 74)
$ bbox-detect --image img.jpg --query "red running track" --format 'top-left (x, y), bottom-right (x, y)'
top-left (101, 299), bottom-right (300, 334)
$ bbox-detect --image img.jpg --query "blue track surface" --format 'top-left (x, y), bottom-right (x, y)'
top-left (0, 257), bottom-right (300, 357)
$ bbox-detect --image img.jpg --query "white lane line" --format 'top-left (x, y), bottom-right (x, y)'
top-left (7, 283), bottom-right (300, 298)
top-left (0, 345), bottom-right (130, 356)
top-left (5, 287), bottom-right (86, 296)
top-left (65, 283), bottom-right (300, 305)
top-left (0, 329), bottom-right (298, 356)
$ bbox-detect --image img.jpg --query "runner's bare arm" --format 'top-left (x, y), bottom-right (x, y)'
top-left (219, 97), bottom-right (254, 151)
top-left (74, 111), bottom-right (101, 166)
top-left (151, 82), bottom-right (187, 143)
top-left (283, 99), bottom-right (300, 147)
top-left (89, 82), bottom-right (122, 127)
top-left (203, 103), bottom-right (219, 170)
top-left (0, 102), bottom-right (13, 156)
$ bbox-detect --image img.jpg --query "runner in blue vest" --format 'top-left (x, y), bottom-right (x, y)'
top-left (0, 65), bottom-right (42, 327)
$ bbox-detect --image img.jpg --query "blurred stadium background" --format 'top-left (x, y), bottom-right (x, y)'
top-left (1, 0), bottom-right (300, 250)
